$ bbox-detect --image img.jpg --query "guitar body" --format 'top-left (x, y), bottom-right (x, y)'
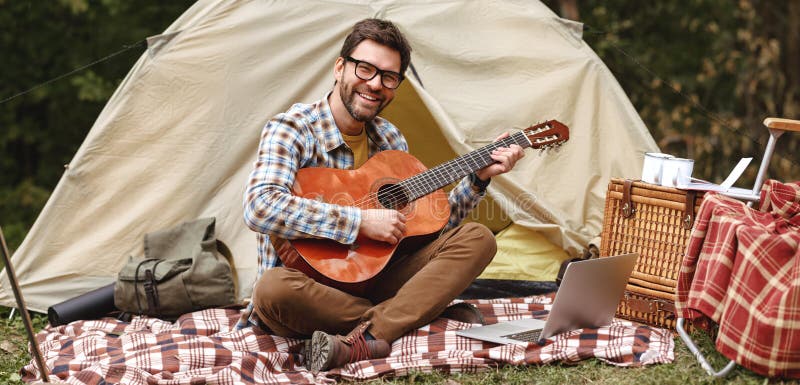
top-left (272, 119), bottom-right (570, 298)
top-left (274, 150), bottom-right (450, 297)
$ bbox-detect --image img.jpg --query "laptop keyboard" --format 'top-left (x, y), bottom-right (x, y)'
top-left (501, 329), bottom-right (543, 342)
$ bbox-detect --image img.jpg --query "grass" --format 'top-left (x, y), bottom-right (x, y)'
top-left (0, 305), bottom-right (795, 385)
top-left (0, 307), bottom-right (48, 385)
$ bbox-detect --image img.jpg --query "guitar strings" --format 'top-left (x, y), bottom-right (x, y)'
top-left (347, 123), bottom-right (565, 211)
top-left (341, 131), bottom-right (533, 210)
top-left (344, 134), bottom-right (521, 209)
top-left (344, 131), bottom-right (533, 210)
top-left (394, 125), bottom-right (563, 204)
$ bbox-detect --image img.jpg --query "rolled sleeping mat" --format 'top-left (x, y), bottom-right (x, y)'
top-left (47, 283), bottom-right (117, 326)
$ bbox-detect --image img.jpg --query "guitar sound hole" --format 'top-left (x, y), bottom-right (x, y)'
top-left (377, 183), bottom-right (409, 210)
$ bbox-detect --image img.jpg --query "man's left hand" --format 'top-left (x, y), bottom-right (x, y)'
top-left (474, 132), bottom-right (525, 182)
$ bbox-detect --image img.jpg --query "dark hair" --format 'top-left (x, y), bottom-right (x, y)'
top-left (340, 18), bottom-right (412, 76)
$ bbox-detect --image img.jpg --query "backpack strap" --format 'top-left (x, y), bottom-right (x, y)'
top-left (133, 258), bottom-right (163, 316)
top-left (216, 239), bottom-right (239, 298)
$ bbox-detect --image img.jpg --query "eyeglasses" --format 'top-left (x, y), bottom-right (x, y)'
top-left (344, 56), bottom-right (403, 89)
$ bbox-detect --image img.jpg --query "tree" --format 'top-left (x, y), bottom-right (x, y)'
top-left (3, 0), bottom-right (798, 252)
top-left (0, 1), bottom-right (194, 251)
top-left (546, 0), bottom-right (800, 185)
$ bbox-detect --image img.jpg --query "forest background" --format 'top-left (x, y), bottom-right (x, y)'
top-left (1, 0), bottom-right (798, 254)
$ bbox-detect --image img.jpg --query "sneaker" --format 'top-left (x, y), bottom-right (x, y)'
top-left (308, 321), bottom-right (390, 373)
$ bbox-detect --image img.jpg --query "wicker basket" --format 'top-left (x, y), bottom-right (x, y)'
top-left (599, 178), bottom-right (704, 330)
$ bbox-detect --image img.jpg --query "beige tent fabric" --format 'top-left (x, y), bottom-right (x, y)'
top-left (479, 224), bottom-right (571, 281)
top-left (0, 0), bottom-right (657, 312)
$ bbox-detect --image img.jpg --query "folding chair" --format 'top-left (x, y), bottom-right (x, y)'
top-left (676, 116), bottom-right (800, 377)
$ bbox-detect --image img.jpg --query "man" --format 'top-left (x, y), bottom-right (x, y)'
top-left (242, 18), bottom-right (524, 372)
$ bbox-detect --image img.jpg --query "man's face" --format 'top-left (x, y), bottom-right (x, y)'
top-left (335, 39), bottom-right (401, 123)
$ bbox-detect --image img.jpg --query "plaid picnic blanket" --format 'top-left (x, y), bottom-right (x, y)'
top-left (22, 296), bottom-right (674, 384)
top-left (675, 180), bottom-right (800, 378)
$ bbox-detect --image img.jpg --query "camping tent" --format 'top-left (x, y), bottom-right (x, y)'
top-left (0, 0), bottom-right (657, 312)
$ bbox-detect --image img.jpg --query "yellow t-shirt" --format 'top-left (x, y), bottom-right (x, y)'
top-left (341, 129), bottom-right (369, 169)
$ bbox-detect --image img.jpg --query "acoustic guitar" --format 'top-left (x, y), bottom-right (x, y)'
top-left (273, 120), bottom-right (569, 296)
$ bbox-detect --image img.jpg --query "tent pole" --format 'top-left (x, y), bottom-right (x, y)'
top-left (0, 227), bottom-right (50, 382)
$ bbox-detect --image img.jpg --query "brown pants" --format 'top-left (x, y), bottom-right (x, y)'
top-left (252, 222), bottom-right (496, 342)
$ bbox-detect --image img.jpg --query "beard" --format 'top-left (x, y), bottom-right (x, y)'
top-left (339, 81), bottom-right (391, 122)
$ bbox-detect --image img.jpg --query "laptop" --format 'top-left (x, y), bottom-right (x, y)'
top-left (456, 252), bottom-right (638, 345)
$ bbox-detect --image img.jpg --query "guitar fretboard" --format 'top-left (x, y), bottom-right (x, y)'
top-left (399, 131), bottom-right (532, 202)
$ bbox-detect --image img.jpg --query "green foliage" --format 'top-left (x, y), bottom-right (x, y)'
top-left (0, 1), bottom-right (194, 252)
top-left (555, 0), bottom-right (800, 186)
top-left (357, 330), bottom-right (788, 384)
top-left (71, 70), bottom-right (116, 102)
top-left (0, 180), bottom-right (50, 254)
top-left (0, 307), bottom-right (48, 385)
top-left (0, 303), bottom-right (788, 384)
top-left (1, 2), bottom-right (797, 384)
top-left (2, 1), bottom-right (798, 253)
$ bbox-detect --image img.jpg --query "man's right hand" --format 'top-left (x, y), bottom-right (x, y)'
top-left (359, 209), bottom-right (407, 244)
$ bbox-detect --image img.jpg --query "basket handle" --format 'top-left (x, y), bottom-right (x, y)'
top-left (683, 190), bottom-right (698, 229)
top-left (621, 179), bottom-right (635, 218)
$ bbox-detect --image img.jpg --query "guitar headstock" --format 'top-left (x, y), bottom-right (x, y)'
top-left (522, 120), bottom-right (569, 150)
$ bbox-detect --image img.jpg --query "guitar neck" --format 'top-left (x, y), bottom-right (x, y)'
top-left (400, 131), bottom-right (531, 202)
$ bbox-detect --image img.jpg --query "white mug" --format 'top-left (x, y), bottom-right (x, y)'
top-left (661, 158), bottom-right (694, 188)
top-left (641, 152), bottom-right (674, 185)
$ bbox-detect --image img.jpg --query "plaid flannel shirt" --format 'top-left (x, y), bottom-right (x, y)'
top-left (237, 94), bottom-right (484, 329)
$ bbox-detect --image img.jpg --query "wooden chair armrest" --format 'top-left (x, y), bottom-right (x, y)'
top-left (763, 117), bottom-right (800, 132)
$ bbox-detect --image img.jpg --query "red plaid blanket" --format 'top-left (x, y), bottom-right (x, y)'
top-left (675, 180), bottom-right (800, 378)
top-left (23, 296), bottom-right (673, 384)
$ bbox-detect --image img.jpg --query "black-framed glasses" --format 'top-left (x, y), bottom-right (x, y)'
top-left (344, 56), bottom-right (403, 89)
